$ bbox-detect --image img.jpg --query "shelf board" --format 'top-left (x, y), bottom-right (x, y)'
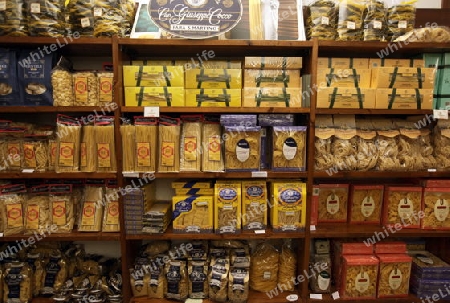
top-left (308, 293), bottom-right (440, 303)
top-left (126, 226), bottom-right (305, 240)
top-left (1, 231), bottom-right (120, 241)
top-left (124, 171), bottom-right (308, 179)
top-left (31, 298), bottom-right (53, 303)
top-left (310, 224), bottom-right (450, 238)
top-left (0, 106), bottom-right (117, 113)
top-left (121, 106), bottom-right (310, 114)
top-left (313, 171), bottom-right (450, 179)
top-left (0, 172), bottom-right (116, 179)
top-left (315, 109), bottom-right (433, 115)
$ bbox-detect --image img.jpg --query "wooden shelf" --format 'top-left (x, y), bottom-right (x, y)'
top-left (308, 293), bottom-right (434, 303)
top-left (123, 171), bottom-right (308, 179)
top-left (313, 170), bottom-right (450, 179)
top-left (126, 226), bottom-right (306, 240)
top-left (121, 106), bottom-right (310, 114)
top-left (0, 172), bottom-right (116, 179)
top-left (1, 231), bottom-right (120, 241)
top-left (0, 106), bottom-right (116, 113)
top-left (31, 298), bottom-right (53, 303)
top-left (310, 224), bottom-right (450, 238)
top-left (315, 109), bottom-right (433, 115)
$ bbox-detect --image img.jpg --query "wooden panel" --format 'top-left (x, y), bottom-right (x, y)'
top-left (443, 0), bottom-right (450, 9)
top-left (416, 8), bottom-right (450, 27)
top-left (311, 225), bottom-right (450, 238)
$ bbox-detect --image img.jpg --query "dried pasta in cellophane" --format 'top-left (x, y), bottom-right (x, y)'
top-left (332, 115), bottom-right (357, 171)
top-left (22, 135), bottom-right (48, 172)
top-left (78, 186), bottom-right (104, 232)
top-left (250, 243), bottom-right (279, 292)
top-left (418, 128), bottom-right (436, 170)
top-left (224, 126), bottom-right (261, 172)
top-left (228, 268), bottom-right (249, 303)
top-left (97, 72), bottom-right (114, 103)
top-left (208, 257), bottom-right (229, 302)
top-left (24, 185), bottom-right (50, 235)
top-left (55, 115), bottom-right (81, 173)
top-left (306, 0), bottom-right (338, 40)
top-left (188, 260), bottom-right (208, 299)
top-left (202, 117), bottom-right (224, 172)
top-left (315, 115), bottom-right (335, 171)
top-left (336, 0), bottom-right (366, 41)
top-left (377, 255), bottom-right (412, 298)
top-left (3, 262), bottom-right (32, 303)
top-left (120, 122), bottom-right (135, 172)
top-left (52, 56), bottom-right (74, 106)
top-left (40, 250), bottom-right (68, 295)
top-left (383, 186), bottom-right (422, 228)
top-left (180, 115), bottom-right (202, 172)
top-left (386, 0), bottom-right (416, 41)
top-left (67, 0), bottom-right (94, 37)
top-left (94, 116), bottom-right (117, 172)
top-left (433, 120), bottom-right (450, 170)
top-left (102, 187), bottom-right (120, 232)
top-left (121, 0), bottom-right (136, 37)
top-left (130, 266), bottom-right (149, 297)
top-left (135, 116), bottom-right (158, 173)
top-left (355, 119), bottom-right (378, 171)
top-left (349, 185), bottom-right (383, 224)
top-left (317, 184), bottom-right (349, 223)
top-left (0, 0), bottom-right (27, 37)
top-left (49, 184), bottom-right (75, 233)
top-left (374, 118), bottom-right (401, 171)
top-left (341, 255), bottom-right (379, 299)
top-left (277, 239), bottom-right (297, 291)
top-left (73, 72), bottom-right (99, 106)
top-left (165, 260), bottom-right (189, 301)
top-left (0, 184), bottom-right (26, 236)
top-left (272, 126), bottom-right (307, 171)
top-left (158, 116), bottom-right (181, 173)
top-left (27, 0), bottom-right (65, 37)
top-left (395, 120), bottom-right (423, 171)
top-left (0, 128), bottom-right (25, 171)
top-left (422, 188), bottom-right (450, 230)
top-left (48, 136), bottom-right (57, 171)
top-left (94, 0), bottom-right (123, 37)
top-left (148, 257), bottom-right (167, 299)
top-left (215, 182), bottom-right (241, 234)
top-left (80, 124), bottom-right (97, 172)
top-left (364, 0), bottom-right (388, 41)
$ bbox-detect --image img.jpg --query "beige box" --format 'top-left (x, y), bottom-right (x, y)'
top-left (371, 67), bottom-right (436, 89)
top-left (317, 87), bottom-right (376, 109)
top-left (124, 87), bottom-right (185, 106)
top-left (375, 88), bottom-right (433, 109)
top-left (185, 69), bottom-right (242, 89)
top-left (318, 57), bottom-right (369, 69)
top-left (243, 87), bottom-right (302, 107)
top-left (244, 57), bottom-right (302, 69)
top-left (123, 66), bottom-right (185, 87)
top-left (185, 60), bottom-right (242, 69)
top-left (369, 58), bottom-right (425, 68)
top-left (317, 68), bottom-right (371, 88)
top-left (185, 89), bottom-right (241, 107)
top-left (244, 69), bottom-right (301, 88)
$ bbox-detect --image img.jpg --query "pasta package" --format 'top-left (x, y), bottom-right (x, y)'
top-left (40, 251), bottom-right (67, 295)
top-left (0, 128), bottom-right (25, 171)
top-left (332, 115), bottom-right (358, 171)
top-left (158, 116), bottom-right (181, 173)
top-left (272, 126), bottom-right (307, 171)
top-left (374, 118), bottom-right (401, 171)
top-left (94, 0), bottom-right (123, 37)
top-left (422, 188), bottom-right (450, 230)
top-left (277, 239), bottom-right (297, 292)
top-left (376, 254), bottom-right (412, 298)
top-left (0, 1), bottom-right (27, 37)
top-left (209, 257), bottom-right (229, 302)
top-left (52, 56), bottom-right (74, 106)
top-left (310, 254), bottom-right (331, 294)
top-left (271, 181), bottom-right (307, 232)
top-left (434, 120), bottom-right (450, 170)
top-left (306, 0), bottom-right (338, 40)
top-left (27, 0), bottom-right (64, 37)
top-left (382, 186), bottom-right (422, 229)
top-left (49, 184), bottom-right (74, 233)
top-left (337, 0), bottom-right (366, 41)
top-left (73, 72), bottom-right (99, 106)
top-left (78, 186), bottom-right (104, 232)
top-left (202, 116), bottom-right (224, 172)
top-left (355, 118), bottom-right (378, 171)
top-left (24, 185), bottom-right (50, 235)
top-left (22, 135), bottom-right (48, 172)
top-left (230, 248), bottom-right (250, 268)
top-left (387, 0), bottom-right (416, 41)
top-left (316, 184), bottom-right (349, 223)
top-left (148, 257), bottom-right (166, 299)
top-left (130, 266), bottom-right (149, 297)
top-left (364, 0), bottom-right (388, 41)
top-left (102, 187), bottom-right (120, 232)
top-left (241, 180), bottom-right (267, 230)
top-left (228, 268), bottom-right (249, 303)
top-left (3, 262), bottom-right (32, 303)
top-left (188, 260), bottom-right (208, 298)
top-left (349, 185), bottom-right (384, 224)
top-left (215, 182), bottom-right (242, 234)
top-left (395, 121), bottom-right (423, 171)
top-left (97, 72), bottom-right (114, 102)
top-left (165, 261), bottom-right (189, 301)
top-left (340, 255), bottom-right (379, 299)
top-left (250, 243), bottom-right (279, 292)
top-left (80, 124), bottom-right (96, 172)
top-left (55, 115), bottom-right (81, 173)
top-left (120, 123), bottom-right (136, 172)
top-left (135, 117), bottom-right (158, 173)
top-left (48, 137), bottom-right (57, 171)
top-left (0, 184), bottom-right (26, 236)
top-left (94, 116), bottom-right (117, 172)
top-left (180, 115), bottom-right (202, 172)
top-left (224, 126), bottom-right (261, 172)
top-left (172, 196), bottom-right (213, 233)
top-left (315, 115), bottom-right (335, 171)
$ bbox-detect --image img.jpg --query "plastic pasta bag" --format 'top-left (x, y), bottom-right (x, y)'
top-left (387, 0), bottom-right (417, 41)
top-left (307, 0), bottom-right (338, 40)
top-left (315, 115), bottom-right (335, 171)
top-left (67, 0), bottom-right (94, 37)
top-left (94, 0), bottom-right (123, 37)
top-left (78, 186), bottom-right (104, 232)
top-left (0, 0), bottom-right (27, 36)
top-left (337, 0), bottom-right (366, 41)
top-left (355, 119), bottom-right (378, 171)
top-left (277, 239), bottom-right (297, 291)
top-left (433, 119), bottom-right (450, 170)
top-left (250, 243), bottom-right (279, 292)
top-left (364, 0), bottom-right (387, 41)
top-left (26, 0), bottom-right (65, 37)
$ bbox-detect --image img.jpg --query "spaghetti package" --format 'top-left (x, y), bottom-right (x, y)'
top-left (277, 239), bottom-right (297, 291)
top-left (0, 184), bottom-right (26, 236)
top-left (387, 0), bottom-right (416, 41)
top-left (180, 115), bottom-right (202, 172)
top-left (250, 243), bottom-right (279, 292)
top-left (165, 261), bottom-right (189, 301)
top-left (3, 262), bottom-right (32, 303)
top-left (172, 196), bottom-right (213, 233)
top-left (48, 136), bottom-right (57, 171)
top-left (80, 124), bottom-right (96, 172)
top-left (94, 116), bottom-right (117, 172)
top-left (315, 115), bottom-right (335, 171)
top-left (22, 135), bottom-right (48, 172)
top-left (120, 122), bottom-right (135, 172)
top-left (158, 116), bottom-right (181, 173)
top-left (272, 126), bottom-right (307, 171)
top-left (188, 260), bottom-right (209, 299)
top-left (135, 117), bottom-right (158, 173)
top-left (24, 185), bottom-right (50, 235)
top-left (202, 116), bottom-right (224, 172)
top-left (241, 180), bottom-right (267, 230)
top-left (73, 72), bottom-right (99, 106)
top-left (55, 115), bottom-right (81, 173)
top-left (224, 126), bottom-right (261, 172)
top-left (364, 0), bottom-right (388, 41)
top-left (306, 0), bottom-right (338, 40)
top-left (215, 182), bottom-right (241, 234)
top-left (49, 184), bottom-right (74, 233)
top-left (208, 257), bottom-right (229, 302)
top-left (315, 184), bottom-right (349, 223)
top-left (102, 186), bottom-right (120, 232)
top-left (228, 268), bottom-right (249, 303)
top-left (78, 186), bottom-right (104, 232)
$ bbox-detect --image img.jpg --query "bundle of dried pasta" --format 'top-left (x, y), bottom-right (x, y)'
top-left (387, 0), bottom-right (416, 41)
top-left (209, 257), bottom-right (229, 302)
top-left (377, 255), bottom-right (412, 298)
top-left (277, 239), bottom-right (297, 291)
top-left (121, 0), bottom-right (136, 37)
top-left (67, 0), bottom-right (94, 37)
top-left (78, 186), bottom-right (104, 232)
top-left (80, 124), bottom-right (97, 172)
top-left (355, 119), bottom-right (378, 171)
top-left (27, 0), bottom-right (64, 37)
top-left (48, 136), bottom-right (57, 171)
top-left (94, 116), bottom-right (117, 172)
top-left (55, 115), bottom-right (81, 173)
top-left (418, 127), bottom-right (436, 170)
top-left (306, 0), bottom-right (337, 40)
top-left (135, 117), bottom-right (157, 173)
top-left (0, 184), bottom-right (26, 236)
top-left (22, 135), bottom-right (48, 172)
top-left (102, 187), bottom-right (120, 232)
top-left (52, 57), bottom-right (74, 106)
top-left (364, 0), bottom-right (387, 41)
top-left (224, 126), bottom-right (261, 171)
top-left (315, 115), bottom-right (335, 171)
top-left (73, 72), bottom-right (99, 106)
top-left (165, 261), bottom-right (189, 301)
top-left (202, 116), bottom-right (224, 172)
top-left (396, 121), bottom-right (423, 171)
top-left (24, 185), bottom-right (50, 235)
top-left (3, 262), bottom-right (32, 303)
top-left (0, 128), bottom-right (25, 171)
top-left (433, 120), bottom-right (450, 170)
top-left (422, 188), bottom-right (450, 230)
top-left (332, 115), bottom-right (358, 171)
top-left (383, 186), bottom-right (422, 228)
top-left (317, 184), bottom-right (349, 223)
top-left (120, 122), bottom-right (135, 172)
top-left (0, 0), bottom-right (27, 37)
top-left (158, 116), bottom-right (181, 173)
top-left (337, 0), bottom-right (366, 41)
top-left (49, 184), bottom-right (75, 233)
top-left (40, 250), bottom-right (68, 295)
top-left (374, 119), bottom-right (401, 171)
top-left (180, 115), bottom-right (202, 172)
top-left (188, 260), bottom-right (209, 298)
top-left (349, 185), bottom-right (383, 224)
top-left (250, 243), bottom-right (279, 292)
top-left (130, 267), bottom-right (149, 297)
top-left (272, 126), bottom-right (307, 171)
top-left (148, 258), bottom-right (166, 298)
top-left (94, 0), bottom-right (123, 37)
top-left (228, 268), bottom-right (249, 303)
top-left (215, 182), bottom-right (241, 234)
top-left (341, 255), bottom-right (379, 299)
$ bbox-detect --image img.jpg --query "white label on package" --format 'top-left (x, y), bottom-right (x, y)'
top-left (398, 20), bottom-right (407, 28)
top-left (30, 3), bottom-right (40, 13)
top-left (321, 16), bottom-right (329, 25)
top-left (81, 17), bottom-right (90, 28)
top-left (434, 199), bottom-right (449, 222)
top-left (347, 21), bottom-right (356, 29)
top-left (0, 1), bottom-right (6, 11)
top-left (94, 8), bottom-right (103, 16)
top-left (373, 20), bottom-right (382, 29)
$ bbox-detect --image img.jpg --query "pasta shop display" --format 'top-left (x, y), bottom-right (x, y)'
top-left (250, 243), bottom-right (279, 292)
top-left (78, 186), bottom-right (104, 232)
top-left (165, 260), bottom-right (189, 301)
top-left (306, 0), bottom-right (337, 40)
top-left (340, 255), bottom-right (379, 299)
top-left (135, 117), bottom-right (157, 173)
top-left (202, 116), bottom-right (224, 172)
top-left (102, 187), bottom-right (120, 232)
top-left (355, 118), bottom-right (378, 171)
top-left (315, 184), bottom-right (349, 223)
top-left (364, 0), bottom-right (387, 41)
top-left (272, 126), bottom-right (307, 171)
top-left (188, 260), bottom-right (208, 299)
top-left (434, 120), bottom-right (450, 170)
top-left (277, 239), bottom-right (297, 291)
top-left (349, 185), bottom-right (384, 224)
top-left (337, 0), bottom-right (366, 41)
top-left (0, 184), bottom-right (26, 236)
top-left (228, 268), bottom-right (249, 303)
top-left (73, 72), bottom-right (99, 106)
top-left (315, 115), bottom-right (335, 171)
top-left (224, 126), bottom-right (261, 172)
top-left (94, 116), bottom-right (117, 172)
top-left (383, 186), bottom-right (422, 229)
top-left (3, 262), bottom-right (32, 303)
top-left (180, 116), bottom-right (202, 172)
top-left (22, 135), bottom-right (48, 172)
top-left (24, 185), bottom-right (50, 235)
top-left (376, 254), bottom-right (412, 298)
top-left (387, 0), bottom-right (416, 41)
top-left (172, 196), bottom-right (213, 233)
top-left (158, 116), bottom-right (181, 173)
top-left (208, 257), bottom-right (229, 302)
top-left (241, 181), bottom-right (267, 230)
top-left (55, 115), bottom-right (81, 173)
top-left (214, 182), bottom-right (241, 234)
top-left (80, 124), bottom-right (96, 172)
top-left (49, 184), bottom-right (74, 233)
top-left (422, 188), bottom-right (450, 230)
top-left (27, 0), bottom-right (65, 37)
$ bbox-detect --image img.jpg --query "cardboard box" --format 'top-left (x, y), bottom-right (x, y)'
top-left (376, 254), bottom-right (412, 298)
top-left (369, 58), bottom-right (424, 68)
top-left (131, 60), bottom-right (183, 66)
top-left (241, 180), bottom-right (267, 230)
top-left (317, 68), bottom-right (371, 88)
top-left (123, 66), bottom-right (185, 87)
top-left (315, 184), bottom-right (349, 223)
top-left (374, 242), bottom-right (407, 254)
top-left (171, 180), bottom-right (214, 189)
top-left (349, 185), bottom-right (384, 225)
top-left (422, 180), bottom-right (450, 188)
top-left (437, 66), bottom-right (450, 95)
top-left (172, 195), bottom-right (213, 233)
top-left (318, 57), bottom-right (369, 69)
top-left (435, 97), bottom-right (450, 110)
top-left (371, 67), bottom-right (436, 89)
top-left (244, 57), bottom-right (302, 69)
top-left (375, 88), bottom-right (433, 110)
top-left (340, 255), bottom-right (379, 299)
top-left (174, 188), bottom-right (215, 196)
top-left (244, 69), bottom-right (301, 88)
top-left (187, 60), bottom-right (242, 69)
top-left (243, 87), bottom-right (302, 107)
top-left (421, 187), bottom-right (450, 230)
top-left (317, 87), bottom-right (376, 109)
top-left (382, 186), bottom-right (423, 229)
top-left (124, 87), bottom-right (185, 107)
top-left (185, 89), bottom-right (241, 107)
top-left (185, 69), bottom-right (242, 89)
top-left (214, 182), bottom-right (242, 234)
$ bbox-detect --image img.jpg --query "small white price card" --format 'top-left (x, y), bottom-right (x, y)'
top-left (433, 109), bottom-right (448, 120)
top-left (144, 106), bottom-right (160, 117)
top-left (286, 294), bottom-right (299, 302)
top-left (0, 1), bottom-right (7, 11)
top-left (373, 20), bottom-right (382, 29)
top-left (251, 171), bottom-right (268, 178)
top-left (254, 230), bottom-right (266, 234)
top-left (347, 21), bottom-right (356, 29)
top-left (398, 20), bottom-right (407, 28)
top-left (310, 225), bottom-right (316, 231)
top-left (321, 16), bottom-right (329, 25)
top-left (81, 17), bottom-right (90, 28)
top-left (310, 294), bottom-right (323, 300)
top-left (186, 299), bottom-right (202, 303)
top-left (332, 291), bottom-right (340, 300)
top-left (123, 172), bottom-right (140, 178)
top-left (30, 3), bottom-right (40, 13)
top-left (94, 8), bottom-right (103, 17)
top-left (22, 169), bottom-right (35, 173)
top-left (428, 168), bottom-right (437, 172)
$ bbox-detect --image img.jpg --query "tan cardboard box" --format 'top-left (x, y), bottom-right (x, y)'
top-left (317, 87), bottom-right (376, 109)
top-left (243, 87), bottom-right (302, 107)
top-left (123, 66), bottom-right (185, 87)
top-left (244, 57), bottom-right (302, 69)
top-left (318, 57), bottom-right (369, 69)
top-left (185, 89), bottom-right (241, 107)
top-left (124, 87), bottom-right (185, 106)
top-left (375, 88), bottom-right (433, 109)
top-left (371, 67), bottom-right (436, 89)
top-left (185, 69), bottom-right (242, 89)
top-left (317, 68), bottom-right (371, 88)
top-left (244, 69), bottom-right (301, 88)
top-left (369, 58), bottom-right (425, 68)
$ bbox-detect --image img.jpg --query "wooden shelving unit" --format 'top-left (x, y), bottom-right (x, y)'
top-left (1, 232), bottom-right (121, 242)
top-left (122, 106), bottom-right (310, 114)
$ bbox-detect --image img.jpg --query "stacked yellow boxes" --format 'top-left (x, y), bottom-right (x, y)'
top-left (123, 60), bottom-right (185, 106)
top-left (185, 61), bottom-right (242, 107)
top-left (243, 57), bottom-right (303, 108)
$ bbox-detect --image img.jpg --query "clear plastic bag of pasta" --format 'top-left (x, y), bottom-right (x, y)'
top-left (433, 120), bottom-right (450, 170)
top-left (364, 0), bottom-right (388, 41)
top-left (374, 118), bottom-right (401, 171)
top-left (24, 185), bottom-right (50, 235)
top-left (306, 0), bottom-right (338, 40)
top-left (277, 239), bottom-right (297, 291)
top-left (102, 187), bottom-right (120, 232)
top-left (3, 262), bottom-right (32, 303)
top-left (55, 115), bottom-right (81, 173)
top-left (120, 0), bottom-right (136, 37)
top-left (0, 130), bottom-right (25, 172)
top-left (396, 121), bottom-right (423, 171)
top-left (337, 0), bottom-right (366, 41)
top-left (0, 184), bottom-right (26, 236)
top-left (208, 257), bottom-right (229, 302)
top-left (49, 184), bottom-right (75, 233)
top-left (158, 116), bottom-right (181, 173)
top-left (0, 0), bottom-right (27, 37)
top-left (120, 121), bottom-right (135, 172)
top-left (228, 268), bottom-right (249, 303)
top-left (387, 0), bottom-right (417, 41)
top-left (80, 124), bottom-right (96, 172)
top-left (332, 115), bottom-right (358, 171)
top-left (52, 56), bottom-right (74, 107)
top-left (67, 0), bottom-right (94, 37)
top-left (355, 119), bottom-right (378, 171)
top-left (202, 117), bottom-right (224, 172)
top-left (272, 126), bottom-right (307, 171)
top-left (250, 242), bottom-right (279, 292)
top-left (27, 0), bottom-right (65, 37)
top-left (418, 128), bottom-right (436, 170)
top-left (315, 115), bottom-right (335, 171)
top-left (22, 135), bottom-right (48, 172)
top-left (94, 0), bottom-right (123, 37)
top-left (94, 116), bottom-right (117, 173)
top-left (180, 115), bottom-right (202, 172)
top-left (78, 186), bottom-right (104, 232)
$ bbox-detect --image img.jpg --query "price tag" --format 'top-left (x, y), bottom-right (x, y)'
top-left (144, 106), bottom-right (160, 117)
top-left (286, 294), bottom-right (299, 302)
top-left (310, 294), bottom-right (323, 300)
top-left (332, 291), bottom-right (340, 300)
top-left (30, 3), bottom-right (40, 13)
top-left (22, 169), bottom-right (35, 173)
top-left (0, 1), bottom-right (6, 11)
top-left (0, 233), bottom-right (3, 237)
top-left (373, 20), bottom-right (382, 29)
top-left (347, 21), bottom-right (356, 29)
top-left (254, 230), bottom-right (266, 234)
top-left (398, 20), bottom-right (407, 29)
top-left (251, 171), bottom-right (268, 178)
top-left (81, 17), bottom-right (91, 28)
top-left (123, 172), bottom-right (140, 178)
top-left (94, 8), bottom-right (103, 17)
top-left (310, 225), bottom-right (316, 231)
top-left (428, 168), bottom-right (437, 172)
top-left (321, 16), bottom-right (329, 25)
top-left (433, 109), bottom-right (448, 120)
top-left (185, 299), bottom-right (203, 303)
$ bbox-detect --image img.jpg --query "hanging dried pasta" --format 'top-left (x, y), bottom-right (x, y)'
top-left (22, 135), bottom-right (48, 172)
top-left (180, 116), bottom-right (202, 172)
top-left (272, 126), bottom-right (307, 171)
top-left (208, 258), bottom-right (229, 302)
top-left (102, 187), bottom-right (120, 232)
top-left (94, 116), bottom-right (117, 172)
top-left (3, 262), bottom-right (32, 303)
top-left (202, 117), bottom-right (224, 172)
top-left (317, 184), bottom-right (349, 223)
top-left (49, 184), bottom-right (75, 233)
top-left (277, 239), bottom-right (297, 291)
top-left (228, 268), bottom-right (249, 303)
top-left (55, 115), bottom-right (81, 173)
top-left (120, 122), bottom-right (136, 172)
top-left (0, 184), bottom-right (26, 236)
top-left (135, 117), bottom-right (158, 173)
top-left (158, 116), bottom-right (181, 173)
top-left (250, 243), bottom-right (279, 292)
top-left (224, 126), bottom-right (261, 171)
top-left (78, 186), bottom-right (104, 232)
top-left (165, 261), bottom-right (189, 301)
top-left (24, 185), bottom-right (50, 235)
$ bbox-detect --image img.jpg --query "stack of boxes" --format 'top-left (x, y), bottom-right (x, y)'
top-left (424, 53), bottom-right (450, 110)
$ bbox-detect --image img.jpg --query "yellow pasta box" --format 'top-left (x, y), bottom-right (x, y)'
top-left (375, 88), bottom-right (433, 110)
top-left (270, 181), bottom-right (306, 232)
top-left (214, 182), bottom-right (241, 234)
top-left (317, 68), bottom-right (372, 88)
top-left (123, 66), bottom-right (185, 87)
top-left (185, 69), bottom-right (242, 89)
top-left (369, 58), bottom-right (424, 68)
top-left (371, 67), bottom-right (436, 89)
top-left (318, 57), bottom-right (369, 69)
top-left (124, 87), bottom-right (185, 107)
top-left (244, 57), bottom-right (303, 69)
top-left (172, 195), bottom-right (213, 233)
top-left (185, 89), bottom-right (241, 107)
top-left (174, 188), bottom-right (215, 196)
top-left (243, 88), bottom-right (302, 107)
top-left (244, 69), bottom-right (301, 88)
top-left (241, 181), bottom-right (267, 230)
top-left (171, 180), bottom-right (214, 189)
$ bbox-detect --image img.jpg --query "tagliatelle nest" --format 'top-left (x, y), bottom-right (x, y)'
top-left (394, 26), bottom-right (450, 43)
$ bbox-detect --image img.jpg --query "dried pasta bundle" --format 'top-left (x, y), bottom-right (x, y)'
top-left (224, 126), bottom-right (261, 171)
top-left (0, 184), bottom-right (26, 236)
top-left (27, 0), bottom-right (65, 37)
top-left (78, 186), bottom-right (104, 232)
top-left (121, 0), bottom-right (136, 37)
top-left (272, 126), bottom-right (306, 171)
top-left (277, 240), bottom-right (297, 291)
top-left (52, 56), bottom-right (74, 106)
top-left (80, 125), bottom-right (97, 172)
top-left (130, 267), bottom-right (149, 297)
top-left (148, 261), bottom-right (166, 298)
top-left (94, 117), bottom-right (117, 172)
top-left (188, 260), bottom-right (208, 299)
top-left (165, 261), bottom-right (189, 301)
top-left (97, 72), bottom-right (114, 103)
top-left (202, 119), bottom-right (224, 172)
top-left (250, 243), bottom-right (279, 292)
top-left (55, 115), bottom-right (81, 172)
top-left (375, 123), bottom-right (401, 171)
top-left (422, 189), bottom-right (450, 229)
top-left (377, 258), bottom-right (411, 297)
top-left (317, 185), bottom-right (349, 223)
top-left (208, 258), bottom-right (229, 302)
top-left (180, 116), bottom-right (202, 172)
top-left (315, 115), bottom-right (335, 171)
top-left (67, 0), bottom-right (94, 37)
top-left (48, 137), bottom-right (57, 171)
top-left (364, 0), bottom-right (387, 41)
top-left (418, 129), bottom-right (436, 170)
top-left (1, 131), bottom-right (24, 171)
top-left (3, 262), bottom-right (32, 303)
top-left (158, 116), bottom-right (181, 173)
top-left (228, 268), bottom-right (249, 303)
top-left (135, 117), bottom-right (157, 173)
top-left (24, 186), bottom-right (50, 235)
top-left (433, 120), bottom-right (450, 170)
top-left (387, 2), bottom-right (416, 41)
top-left (349, 186), bottom-right (383, 224)
top-left (94, 0), bottom-right (123, 37)
top-left (355, 119), bottom-right (378, 171)
top-left (337, 0), bottom-right (366, 41)
top-left (307, 0), bottom-right (337, 40)
top-left (49, 184), bottom-right (74, 233)
top-left (384, 187), bottom-right (422, 228)
top-left (0, 0), bottom-right (27, 37)
top-left (22, 135), bottom-right (48, 172)
top-left (102, 187), bottom-right (120, 232)
top-left (341, 259), bottom-right (378, 299)
top-left (120, 123), bottom-right (136, 172)
top-left (73, 72), bottom-right (99, 106)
